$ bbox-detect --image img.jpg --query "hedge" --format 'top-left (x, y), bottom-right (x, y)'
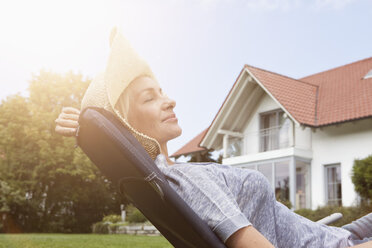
top-left (295, 204), bottom-right (372, 227)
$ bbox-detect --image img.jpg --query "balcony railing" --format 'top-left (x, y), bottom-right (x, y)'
top-left (259, 125), bottom-right (290, 152)
top-left (223, 123), bottom-right (295, 158)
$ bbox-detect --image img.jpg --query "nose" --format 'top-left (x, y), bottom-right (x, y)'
top-left (162, 94), bottom-right (176, 110)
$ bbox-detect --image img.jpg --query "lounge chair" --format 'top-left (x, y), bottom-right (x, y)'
top-left (77, 107), bottom-right (227, 247)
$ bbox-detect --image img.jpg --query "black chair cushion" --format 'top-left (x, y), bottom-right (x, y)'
top-left (77, 107), bottom-right (226, 248)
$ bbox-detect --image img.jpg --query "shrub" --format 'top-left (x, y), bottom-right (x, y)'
top-left (295, 204), bottom-right (372, 227)
top-left (278, 199), bottom-right (292, 209)
top-left (352, 154), bottom-right (372, 201)
top-left (92, 204), bottom-right (147, 233)
top-left (92, 214), bottom-right (126, 233)
top-left (127, 208), bottom-right (147, 223)
top-left (102, 214), bottom-right (122, 224)
top-left (92, 221), bottom-right (110, 234)
top-left (108, 222), bottom-right (129, 233)
top-left (126, 204), bottom-right (147, 223)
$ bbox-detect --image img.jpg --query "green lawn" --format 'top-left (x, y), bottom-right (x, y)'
top-left (0, 234), bottom-right (173, 248)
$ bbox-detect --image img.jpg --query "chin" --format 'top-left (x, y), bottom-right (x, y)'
top-left (170, 125), bottom-right (182, 139)
top-left (162, 125), bottom-right (182, 142)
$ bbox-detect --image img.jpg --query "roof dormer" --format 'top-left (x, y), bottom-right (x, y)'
top-left (363, 69), bottom-right (372, 79)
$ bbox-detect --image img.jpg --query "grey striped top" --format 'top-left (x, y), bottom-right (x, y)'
top-left (154, 154), bottom-right (353, 247)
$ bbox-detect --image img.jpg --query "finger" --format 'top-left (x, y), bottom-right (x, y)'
top-left (55, 118), bottom-right (79, 128)
top-left (62, 107), bottom-right (80, 115)
top-left (55, 126), bottom-right (77, 137)
top-left (60, 112), bottom-right (79, 121)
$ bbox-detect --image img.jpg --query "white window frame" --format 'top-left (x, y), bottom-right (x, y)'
top-left (324, 163), bottom-right (342, 206)
top-left (363, 69), bottom-right (372, 79)
top-left (238, 156), bottom-right (311, 209)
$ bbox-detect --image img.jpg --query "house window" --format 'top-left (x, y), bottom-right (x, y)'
top-left (363, 69), bottom-right (372, 79)
top-left (259, 109), bottom-right (290, 152)
top-left (226, 136), bottom-right (242, 157)
top-left (255, 160), bottom-right (291, 205)
top-left (258, 163), bottom-right (273, 187)
top-left (275, 161), bottom-right (290, 206)
top-left (296, 160), bottom-right (310, 209)
top-left (325, 164), bottom-right (342, 206)
top-left (240, 158), bottom-right (310, 209)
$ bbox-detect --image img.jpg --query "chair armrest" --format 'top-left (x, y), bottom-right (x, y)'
top-left (316, 213), bottom-right (343, 225)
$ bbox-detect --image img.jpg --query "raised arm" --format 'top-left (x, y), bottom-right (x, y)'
top-left (54, 107), bottom-right (80, 137)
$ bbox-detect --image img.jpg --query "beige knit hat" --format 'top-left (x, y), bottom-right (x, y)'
top-left (81, 27), bottom-right (161, 160)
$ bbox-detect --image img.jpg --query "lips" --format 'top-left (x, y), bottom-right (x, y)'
top-left (162, 113), bottom-right (177, 122)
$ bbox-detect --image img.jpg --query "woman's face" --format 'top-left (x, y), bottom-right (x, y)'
top-left (125, 76), bottom-right (182, 144)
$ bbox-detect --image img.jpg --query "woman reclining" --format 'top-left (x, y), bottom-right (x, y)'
top-left (55, 28), bottom-right (372, 248)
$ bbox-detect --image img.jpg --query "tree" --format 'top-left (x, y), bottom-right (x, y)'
top-left (352, 154), bottom-right (372, 202)
top-left (0, 70), bottom-right (126, 233)
top-left (175, 149), bottom-right (222, 163)
top-left (0, 179), bottom-right (25, 233)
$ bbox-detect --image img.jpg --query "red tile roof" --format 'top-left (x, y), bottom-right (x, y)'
top-left (174, 57), bottom-right (372, 156)
top-left (299, 57), bottom-right (372, 126)
top-left (246, 56), bottom-right (372, 126)
top-left (245, 65), bottom-right (319, 125)
top-left (171, 129), bottom-right (208, 157)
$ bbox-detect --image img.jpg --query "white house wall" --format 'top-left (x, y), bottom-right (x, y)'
top-left (294, 125), bottom-right (312, 150)
top-left (311, 118), bottom-right (372, 208)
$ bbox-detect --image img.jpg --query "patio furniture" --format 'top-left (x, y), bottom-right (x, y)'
top-left (76, 107), bottom-right (226, 248)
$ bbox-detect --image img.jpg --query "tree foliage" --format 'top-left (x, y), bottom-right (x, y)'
top-left (0, 70), bottom-right (126, 233)
top-left (175, 149), bottom-right (222, 163)
top-left (352, 154), bottom-right (372, 201)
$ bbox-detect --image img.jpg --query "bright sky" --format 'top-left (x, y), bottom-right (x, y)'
top-left (0, 0), bottom-right (371, 155)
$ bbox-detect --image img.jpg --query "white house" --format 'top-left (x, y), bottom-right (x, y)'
top-left (172, 57), bottom-right (372, 210)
